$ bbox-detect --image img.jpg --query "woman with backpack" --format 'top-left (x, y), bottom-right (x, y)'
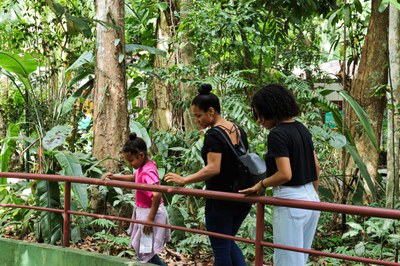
top-left (165, 83), bottom-right (251, 266)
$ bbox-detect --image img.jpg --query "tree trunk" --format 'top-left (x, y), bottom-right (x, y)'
top-left (345, 0), bottom-right (388, 200)
top-left (179, 0), bottom-right (196, 132)
top-left (92, 0), bottom-right (128, 214)
top-left (93, 0), bottom-right (128, 171)
top-left (153, 1), bottom-right (179, 131)
top-left (386, 4), bottom-right (400, 209)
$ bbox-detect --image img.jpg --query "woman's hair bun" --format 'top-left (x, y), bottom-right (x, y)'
top-left (129, 132), bottom-right (137, 140)
top-left (198, 83), bottom-right (212, 95)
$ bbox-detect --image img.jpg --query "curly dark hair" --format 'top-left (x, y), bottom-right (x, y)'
top-left (251, 84), bottom-right (300, 121)
top-left (191, 83), bottom-right (221, 113)
top-left (122, 132), bottom-right (148, 156)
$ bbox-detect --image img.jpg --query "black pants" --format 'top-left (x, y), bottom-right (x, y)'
top-left (205, 201), bottom-right (251, 266)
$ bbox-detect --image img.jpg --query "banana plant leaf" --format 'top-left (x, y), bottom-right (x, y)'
top-left (43, 125), bottom-right (73, 151)
top-left (55, 151), bottom-right (88, 209)
top-left (35, 180), bottom-right (63, 244)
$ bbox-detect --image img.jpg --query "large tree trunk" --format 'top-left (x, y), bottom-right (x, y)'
top-left (386, 4), bottom-right (400, 209)
top-left (345, 0), bottom-right (388, 200)
top-left (152, 1), bottom-right (178, 131)
top-left (92, 0), bottom-right (128, 212)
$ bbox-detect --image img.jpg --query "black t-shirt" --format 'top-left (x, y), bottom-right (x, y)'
top-left (202, 125), bottom-right (249, 192)
top-left (266, 120), bottom-right (317, 186)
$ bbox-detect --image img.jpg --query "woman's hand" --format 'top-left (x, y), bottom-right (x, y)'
top-left (239, 181), bottom-right (264, 196)
top-left (101, 172), bottom-right (114, 180)
top-left (165, 173), bottom-right (186, 186)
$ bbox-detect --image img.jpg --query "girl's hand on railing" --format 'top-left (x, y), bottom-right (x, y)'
top-left (165, 173), bottom-right (186, 186)
top-left (101, 172), bottom-right (114, 180)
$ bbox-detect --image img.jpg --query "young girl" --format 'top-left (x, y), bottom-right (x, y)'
top-left (102, 132), bottom-right (170, 265)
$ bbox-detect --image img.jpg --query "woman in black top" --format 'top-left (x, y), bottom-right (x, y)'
top-left (240, 84), bottom-right (320, 266)
top-left (165, 84), bottom-right (251, 266)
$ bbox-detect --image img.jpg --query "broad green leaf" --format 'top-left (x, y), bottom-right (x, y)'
top-left (43, 125), bottom-right (73, 151)
top-left (347, 222), bottom-right (363, 231)
top-left (129, 121), bottom-right (152, 149)
top-left (329, 134), bottom-right (347, 149)
top-left (66, 51), bottom-right (94, 74)
top-left (0, 52), bottom-right (37, 77)
top-left (168, 204), bottom-right (185, 240)
top-left (55, 151), bottom-right (88, 209)
top-left (0, 123), bottom-right (20, 184)
top-left (126, 44), bottom-right (166, 57)
top-left (35, 180), bottom-right (63, 244)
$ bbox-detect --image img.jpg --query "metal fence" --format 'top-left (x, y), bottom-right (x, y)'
top-left (0, 172), bottom-right (399, 265)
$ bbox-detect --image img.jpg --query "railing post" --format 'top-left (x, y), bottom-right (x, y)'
top-left (63, 181), bottom-right (71, 247)
top-left (255, 202), bottom-right (265, 266)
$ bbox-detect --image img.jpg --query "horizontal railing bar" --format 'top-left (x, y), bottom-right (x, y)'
top-left (68, 210), bottom-right (255, 245)
top-left (260, 241), bottom-right (400, 266)
top-left (2, 172), bottom-right (400, 219)
top-left (0, 204), bottom-right (64, 213)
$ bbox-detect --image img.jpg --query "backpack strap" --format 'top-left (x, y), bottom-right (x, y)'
top-left (212, 126), bottom-right (240, 158)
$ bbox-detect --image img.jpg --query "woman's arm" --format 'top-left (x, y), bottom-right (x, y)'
top-left (143, 191), bottom-right (162, 235)
top-left (313, 151), bottom-right (320, 191)
top-left (239, 157), bottom-right (292, 195)
top-left (102, 172), bottom-right (135, 182)
top-left (165, 152), bottom-right (221, 185)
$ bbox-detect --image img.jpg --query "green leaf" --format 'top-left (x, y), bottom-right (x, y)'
top-left (0, 52), bottom-right (37, 77)
top-left (345, 143), bottom-right (376, 197)
top-left (168, 204), bottom-right (185, 240)
top-left (42, 125), bottom-right (73, 151)
top-left (347, 222), bottom-right (363, 231)
top-left (55, 151), bottom-right (88, 209)
top-left (35, 180), bottom-right (63, 244)
top-left (329, 134), bottom-right (347, 149)
top-left (354, 242), bottom-right (365, 256)
top-left (66, 51), bottom-right (94, 74)
top-left (129, 121), bottom-right (152, 149)
top-left (379, 0), bottom-right (390, 12)
top-left (343, 4), bottom-right (351, 27)
top-left (126, 44), bottom-right (166, 57)
top-left (338, 90), bottom-right (379, 150)
top-left (0, 123), bottom-right (20, 183)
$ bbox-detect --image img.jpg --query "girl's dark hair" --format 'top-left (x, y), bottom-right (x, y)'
top-left (123, 132), bottom-right (147, 156)
top-left (251, 84), bottom-right (300, 121)
top-left (191, 83), bottom-right (221, 113)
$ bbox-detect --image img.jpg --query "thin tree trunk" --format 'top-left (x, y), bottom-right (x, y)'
top-left (386, 4), bottom-right (400, 209)
top-left (153, 1), bottom-right (179, 131)
top-left (179, 0), bottom-right (196, 132)
top-left (345, 0), bottom-right (388, 200)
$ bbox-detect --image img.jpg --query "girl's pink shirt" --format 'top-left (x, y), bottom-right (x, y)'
top-left (134, 160), bottom-right (163, 208)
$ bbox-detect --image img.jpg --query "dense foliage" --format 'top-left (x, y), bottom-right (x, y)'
top-left (0, 0), bottom-right (399, 265)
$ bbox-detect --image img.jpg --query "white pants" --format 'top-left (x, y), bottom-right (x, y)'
top-left (272, 183), bottom-right (320, 266)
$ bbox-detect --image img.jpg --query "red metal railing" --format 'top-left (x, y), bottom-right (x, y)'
top-left (0, 172), bottom-right (399, 265)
